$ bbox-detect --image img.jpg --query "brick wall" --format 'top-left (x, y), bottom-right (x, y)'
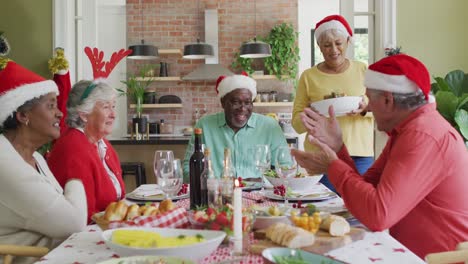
top-left (126, 0), bottom-right (298, 130)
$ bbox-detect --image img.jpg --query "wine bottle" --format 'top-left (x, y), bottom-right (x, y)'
top-left (189, 128), bottom-right (205, 209)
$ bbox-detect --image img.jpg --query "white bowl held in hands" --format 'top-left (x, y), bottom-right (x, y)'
top-left (102, 227), bottom-right (225, 261)
top-left (265, 174), bottom-right (323, 192)
top-left (310, 96), bottom-right (362, 117)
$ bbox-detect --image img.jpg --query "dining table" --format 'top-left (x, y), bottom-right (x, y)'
top-left (37, 183), bottom-right (425, 264)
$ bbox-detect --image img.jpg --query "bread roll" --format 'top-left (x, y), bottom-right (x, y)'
top-left (141, 206), bottom-right (159, 216)
top-left (159, 199), bottom-right (174, 213)
top-left (125, 204), bottom-right (140, 220)
top-left (320, 215), bottom-right (350, 236)
top-left (104, 200), bottom-right (128, 221)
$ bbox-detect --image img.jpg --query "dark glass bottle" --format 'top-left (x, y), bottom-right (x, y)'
top-left (189, 128), bottom-right (205, 209)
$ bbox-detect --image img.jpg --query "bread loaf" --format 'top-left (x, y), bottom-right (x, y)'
top-left (104, 201), bottom-right (128, 221)
top-left (265, 223), bottom-right (315, 248)
top-left (125, 204), bottom-right (140, 220)
top-left (159, 199), bottom-right (174, 213)
top-left (320, 215), bottom-right (350, 236)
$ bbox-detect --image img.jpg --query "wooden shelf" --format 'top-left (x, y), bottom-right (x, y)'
top-left (158, 49), bottom-right (182, 55)
top-left (130, 104), bottom-right (183, 109)
top-left (251, 75), bottom-right (289, 80)
top-left (253, 102), bottom-right (293, 107)
top-left (135, 76), bottom-right (181, 82)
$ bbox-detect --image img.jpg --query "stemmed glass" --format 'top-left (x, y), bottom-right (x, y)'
top-left (153, 150), bottom-right (177, 199)
top-left (253, 144), bottom-right (271, 194)
top-left (275, 146), bottom-right (298, 206)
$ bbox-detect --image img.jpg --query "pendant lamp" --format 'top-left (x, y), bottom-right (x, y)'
top-left (240, 0), bottom-right (271, 58)
top-left (183, 0), bottom-right (214, 59)
top-left (128, 0), bottom-right (158, 60)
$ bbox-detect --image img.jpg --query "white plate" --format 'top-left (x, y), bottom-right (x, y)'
top-left (310, 96), bottom-right (361, 117)
top-left (264, 190), bottom-right (337, 202)
top-left (97, 255), bottom-right (194, 264)
top-left (102, 227), bottom-right (225, 261)
top-left (241, 181), bottom-right (262, 191)
top-left (126, 192), bottom-right (189, 202)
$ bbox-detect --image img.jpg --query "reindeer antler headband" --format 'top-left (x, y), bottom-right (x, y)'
top-left (80, 47), bottom-right (132, 102)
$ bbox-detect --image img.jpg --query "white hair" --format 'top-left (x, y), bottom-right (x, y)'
top-left (66, 80), bottom-right (116, 128)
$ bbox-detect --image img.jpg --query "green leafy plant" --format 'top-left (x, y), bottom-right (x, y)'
top-left (231, 51), bottom-right (254, 74)
top-left (117, 65), bottom-right (154, 117)
top-left (431, 69), bottom-right (468, 146)
top-left (263, 23), bottom-right (300, 83)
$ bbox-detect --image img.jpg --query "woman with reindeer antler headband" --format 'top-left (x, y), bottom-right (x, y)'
top-left (47, 47), bottom-right (131, 223)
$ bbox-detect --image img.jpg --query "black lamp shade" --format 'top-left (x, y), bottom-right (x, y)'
top-left (240, 41), bottom-right (271, 58)
top-left (128, 44), bottom-right (159, 59)
top-left (183, 42), bottom-right (214, 59)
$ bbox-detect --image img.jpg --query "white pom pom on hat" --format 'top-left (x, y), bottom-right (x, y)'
top-left (314, 14), bottom-right (353, 40)
top-left (0, 61), bottom-right (58, 124)
top-left (215, 72), bottom-right (257, 100)
top-left (364, 54), bottom-right (430, 100)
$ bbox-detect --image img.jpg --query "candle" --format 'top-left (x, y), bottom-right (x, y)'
top-left (233, 179), bottom-right (242, 253)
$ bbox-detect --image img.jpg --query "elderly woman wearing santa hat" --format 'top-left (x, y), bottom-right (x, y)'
top-left (292, 54), bottom-right (468, 258)
top-left (292, 14), bottom-right (374, 193)
top-left (47, 80), bottom-right (125, 224)
top-left (0, 60), bottom-right (87, 263)
top-left (182, 74), bottom-right (288, 181)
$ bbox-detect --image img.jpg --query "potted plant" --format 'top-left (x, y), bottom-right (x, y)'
top-left (118, 65), bottom-right (154, 134)
top-left (231, 23), bottom-right (300, 86)
top-left (431, 69), bottom-right (468, 148)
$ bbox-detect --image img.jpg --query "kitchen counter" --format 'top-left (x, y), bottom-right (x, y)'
top-left (109, 134), bottom-right (298, 145)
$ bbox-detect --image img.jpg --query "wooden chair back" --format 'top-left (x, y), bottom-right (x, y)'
top-left (0, 244), bottom-right (49, 264)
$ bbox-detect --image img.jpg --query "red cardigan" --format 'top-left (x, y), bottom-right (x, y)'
top-left (48, 128), bottom-right (125, 223)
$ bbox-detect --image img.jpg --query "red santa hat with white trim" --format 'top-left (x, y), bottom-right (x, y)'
top-left (314, 14), bottom-right (353, 40)
top-left (215, 72), bottom-right (257, 100)
top-left (364, 54), bottom-right (430, 100)
top-left (0, 60), bottom-right (59, 124)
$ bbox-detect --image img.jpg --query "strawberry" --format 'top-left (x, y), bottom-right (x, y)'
top-left (206, 207), bottom-right (216, 216)
top-left (215, 213), bottom-right (230, 227)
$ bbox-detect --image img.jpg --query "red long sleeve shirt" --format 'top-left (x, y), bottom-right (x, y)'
top-left (329, 103), bottom-right (468, 259)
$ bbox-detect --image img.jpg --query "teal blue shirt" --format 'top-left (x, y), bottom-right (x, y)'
top-left (183, 112), bottom-right (288, 182)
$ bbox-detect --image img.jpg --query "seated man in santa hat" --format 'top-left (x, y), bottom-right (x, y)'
top-left (182, 73), bottom-right (289, 182)
top-left (291, 54), bottom-right (468, 259)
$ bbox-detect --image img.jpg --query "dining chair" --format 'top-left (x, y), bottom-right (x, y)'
top-left (0, 244), bottom-right (49, 264)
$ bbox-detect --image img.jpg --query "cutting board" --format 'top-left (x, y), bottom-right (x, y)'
top-left (250, 227), bottom-right (366, 255)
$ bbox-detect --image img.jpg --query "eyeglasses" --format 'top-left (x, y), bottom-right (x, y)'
top-left (228, 100), bottom-right (253, 110)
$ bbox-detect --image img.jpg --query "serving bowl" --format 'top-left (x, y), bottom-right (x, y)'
top-left (265, 174), bottom-right (323, 192)
top-left (102, 227), bottom-right (225, 260)
top-left (310, 96), bottom-right (362, 117)
top-left (252, 206), bottom-right (291, 230)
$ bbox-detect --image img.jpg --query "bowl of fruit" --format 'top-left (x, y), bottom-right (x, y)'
top-left (252, 205), bottom-right (291, 231)
top-left (264, 170), bottom-right (323, 192)
top-left (188, 205), bottom-right (255, 241)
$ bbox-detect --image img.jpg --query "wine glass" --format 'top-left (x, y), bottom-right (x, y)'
top-left (275, 146), bottom-right (298, 206)
top-left (252, 144), bottom-right (271, 194)
top-left (153, 150), bottom-right (175, 199)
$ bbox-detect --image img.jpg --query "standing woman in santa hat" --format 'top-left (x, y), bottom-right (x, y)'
top-left (292, 15), bottom-right (374, 193)
top-left (0, 59), bottom-right (87, 264)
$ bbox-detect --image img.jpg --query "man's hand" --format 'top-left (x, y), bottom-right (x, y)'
top-left (300, 105), bottom-right (343, 152)
top-left (291, 138), bottom-right (338, 175)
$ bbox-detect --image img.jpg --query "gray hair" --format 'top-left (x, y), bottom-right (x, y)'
top-left (317, 29), bottom-right (352, 45)
top-left (367, 88), bottom-right (427, 110)
top-left (392, 89), bottom-right (427, 109)
top-left (66, 80), bottom-right (116, 128)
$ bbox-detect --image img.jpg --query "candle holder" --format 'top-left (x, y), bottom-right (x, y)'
top-left (228, 232), bottom-right (253, 256)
